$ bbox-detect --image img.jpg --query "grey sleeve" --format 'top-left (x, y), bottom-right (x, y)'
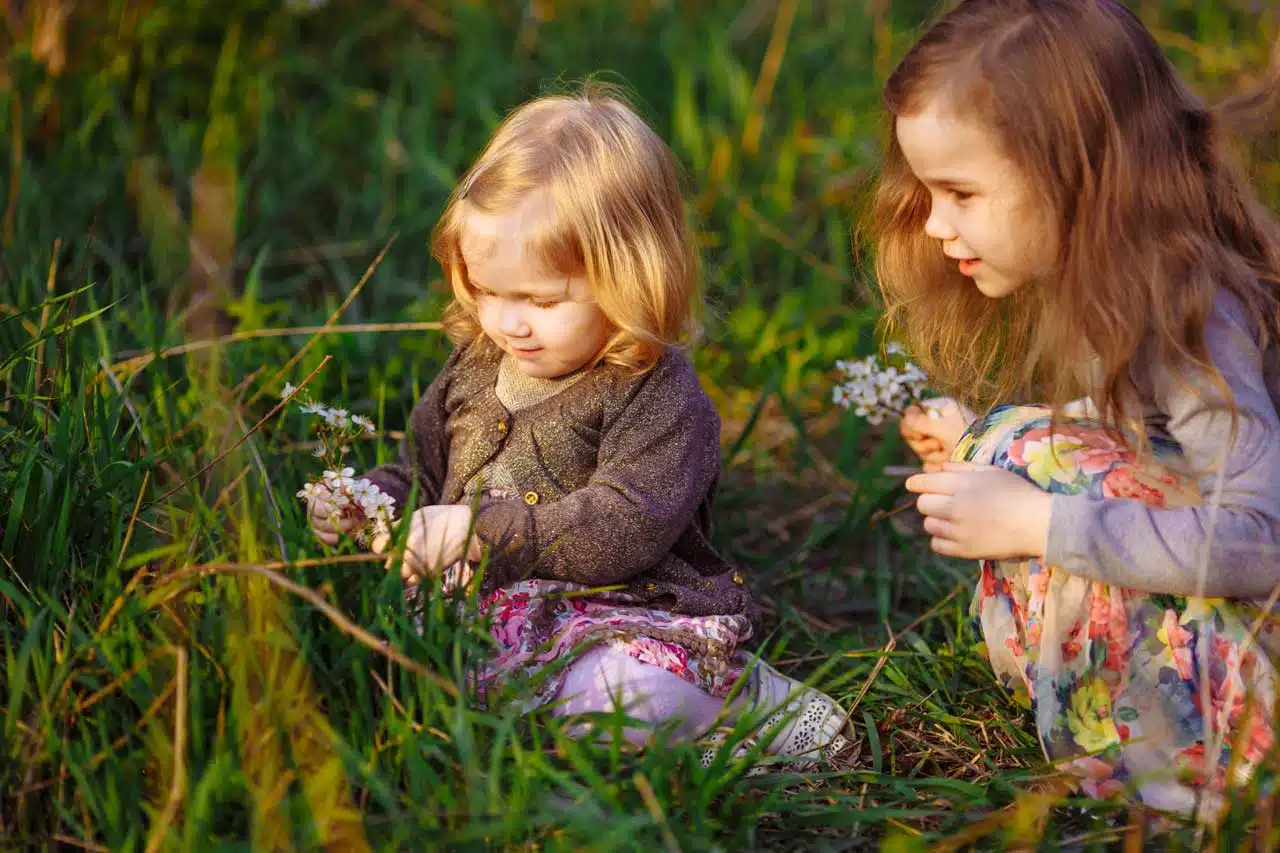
top-left (1044, 293), bottom-right (1280, 596)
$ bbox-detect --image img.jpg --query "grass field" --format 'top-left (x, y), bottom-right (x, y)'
top-left (2, 1), bottom-right (1278, 849)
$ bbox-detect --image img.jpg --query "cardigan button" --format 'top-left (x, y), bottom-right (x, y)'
top-left (496, 420), bottom-right (507, 434)
top-left (731, 571), bottom-right (744, 585)
top-left (523, 491), bottom-right (539, 505)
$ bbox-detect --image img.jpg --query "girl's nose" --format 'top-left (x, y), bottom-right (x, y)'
top-left (924, 206), bottom-right (957, 242)
top-left (499, 302), bottom-right (530, 337)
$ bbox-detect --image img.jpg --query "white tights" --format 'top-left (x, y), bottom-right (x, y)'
top-left (550, 644), bottom-right (792, 746)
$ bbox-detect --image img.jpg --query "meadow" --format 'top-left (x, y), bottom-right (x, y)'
top-left (2, 0), bottom-right (1278, 849)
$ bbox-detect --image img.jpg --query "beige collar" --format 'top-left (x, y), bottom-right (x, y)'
top-left (494, 354), bottom-right (593, 412)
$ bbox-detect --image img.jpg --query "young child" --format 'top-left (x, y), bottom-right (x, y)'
top-left (306, 85), bottom-right (853, 768)
top-left (874, 0), bottom-right (1280, 819)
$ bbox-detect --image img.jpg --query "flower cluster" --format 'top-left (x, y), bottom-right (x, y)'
top-left (283, 383), bottom-right (395, 547)
top-left (296, 468), bottom-right (396, 547)
top-left (282, 382), bottom-right (376, 464)
top-left (832, 343), bottom-right (932, 426)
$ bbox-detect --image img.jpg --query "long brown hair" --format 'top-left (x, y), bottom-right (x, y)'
top-left (873, 0), bottom-right (1280, 428)
top-left (432, 81), bottom-right (701, 373)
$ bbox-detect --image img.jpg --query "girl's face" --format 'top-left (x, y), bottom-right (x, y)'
top-left (461, 192), bottom-right (612, 379)
top-left (896, 97), bottom-right (1058, 299)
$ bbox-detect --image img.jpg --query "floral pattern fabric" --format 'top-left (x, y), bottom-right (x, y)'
top-left (470, 579), bottom-right (754, 713)
top-left (956, 405), bottom-right (1280, 818)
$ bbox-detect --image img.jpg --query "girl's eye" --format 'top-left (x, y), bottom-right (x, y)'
top-left (950, 189), bottom-right (974, 203)
top-left (531, 299), bottom-right (559, 309)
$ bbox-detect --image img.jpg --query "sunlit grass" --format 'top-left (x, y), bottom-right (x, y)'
top-left (2, 0), bottom-right (1277, 849)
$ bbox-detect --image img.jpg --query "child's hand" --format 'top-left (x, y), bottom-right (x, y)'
top-left (905, 462), bottom-right (1051, 560)
top-left (376, 505), bottom-right (483, 581)
top-left (308, 485), bottom-right (366, 547)
top-left (900, 398), bottom-right (973, 472)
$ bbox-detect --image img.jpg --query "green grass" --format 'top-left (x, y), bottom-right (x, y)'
top-left (2, 0), bottom-right (1278, 849)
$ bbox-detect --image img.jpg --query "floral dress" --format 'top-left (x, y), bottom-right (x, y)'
top-left (956, 405), bottom-right (1279, 818)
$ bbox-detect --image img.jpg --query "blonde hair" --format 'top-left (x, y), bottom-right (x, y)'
top-left (872, 0), bottom-right (1280, 427)
top-left (432, 82), bottom-right (700, 373)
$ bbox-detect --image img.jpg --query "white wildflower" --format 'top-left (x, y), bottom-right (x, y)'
top-left (296, 482), bottom-right (324, 501)
top-left (831, 349), bottom-right (932, 425)
top-left (289, 396), bottom-right (394, 545)
top-left (282, 382), bottom-right (298, 400)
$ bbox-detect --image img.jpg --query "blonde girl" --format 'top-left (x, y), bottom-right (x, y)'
top-left (307, 84), bottom-right (854, 768)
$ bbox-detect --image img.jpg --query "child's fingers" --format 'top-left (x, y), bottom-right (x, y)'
top-left (922, 515), bottom-right (957, 540)
top-left (905, 471), bottom-right (961, 494)
top-left (941, 461), bottom-right (991, 472)
top-left (914, 493), bottom-right (953, 519)
top-left (396, 519), bottom-right (429, 580)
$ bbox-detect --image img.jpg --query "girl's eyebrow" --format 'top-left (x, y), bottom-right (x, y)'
top-left (469, 276), bottom-right (574, 297)
top-left (921, 175), bottom-right (979, 192)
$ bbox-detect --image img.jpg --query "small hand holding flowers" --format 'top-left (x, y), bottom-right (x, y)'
top-left (284, 382), bottom-right (482, 591)
top-left (834, 348), bottom-right (1051, 561)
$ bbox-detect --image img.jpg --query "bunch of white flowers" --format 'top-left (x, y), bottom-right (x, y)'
top-left (832, 343), bottom-right (933, 426)
top-left (283, 383), bottom-right (395, 547)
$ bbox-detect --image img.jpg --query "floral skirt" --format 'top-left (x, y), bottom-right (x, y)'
top-left (955, 405), bottom-right (1280, 818)
top-left (467, 579), bottom-right (754, 713)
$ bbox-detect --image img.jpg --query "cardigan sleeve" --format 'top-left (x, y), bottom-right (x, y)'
top-left (361, 345), bottom-right (465, 517)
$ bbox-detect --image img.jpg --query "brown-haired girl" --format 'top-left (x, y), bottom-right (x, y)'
top-left (306, 83), bottom-right (854, 768)
top-left (875, 0), bottom-right (1280, 818)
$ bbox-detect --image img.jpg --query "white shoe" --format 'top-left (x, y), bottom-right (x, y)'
top-left (698, 661), bottom-right (857, 773)
top-left (749, 660), bottom-right (856, 768)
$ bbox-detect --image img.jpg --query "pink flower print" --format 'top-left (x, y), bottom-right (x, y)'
top-left (1088, 587), bottom-right (1111, 640)
top-left (491, 608), bottom-right (531, 649)
top-left (1157, 609), bottom-right (1195, 680)
top-left (1244, 710), bottom-right (1276, 764)
top-left (1174, 743), bottom-right (1209, 787)
top-left (628, 637), bottom-right (692, 680)
top-left (1062, 623), bottom-right (1083, 663)
top-left (1005, 634), bottom-right (1026, 658)
top-left (1101, 467), bottom-right (1168, 508)
top-left (1006, 425), bottom-right (1130, 489)
top-left (1026, 619), bottom-right (1042, 646)
top-left (980, 565), bottom-right (1012, 601)
top-left (1070, 755), bottom-right (1127, 799)
top-left (980, 565), bottom-right (998, 599)
top-left (1103, 596), bottom-right (1130, 673)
